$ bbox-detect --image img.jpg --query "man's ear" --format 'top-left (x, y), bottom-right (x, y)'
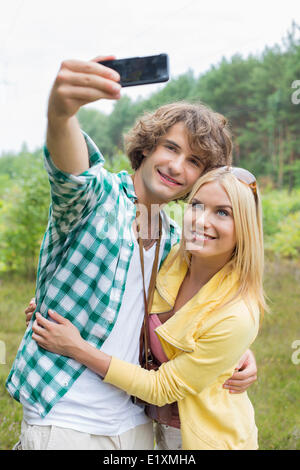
top-left (140, 152), bottom-right (149, 166)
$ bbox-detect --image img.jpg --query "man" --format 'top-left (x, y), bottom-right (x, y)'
top-left (7, 56), bottom-right (257, 450)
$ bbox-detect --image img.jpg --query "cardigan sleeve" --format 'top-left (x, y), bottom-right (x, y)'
top-left (103, 306), bottom-right (259, 406)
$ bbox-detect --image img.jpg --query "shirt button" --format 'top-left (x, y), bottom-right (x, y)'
top-left (128, 241), bottom-right (133, 247)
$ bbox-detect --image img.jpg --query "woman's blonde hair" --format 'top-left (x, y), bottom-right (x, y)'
top-left (176, 167), bottom-right (267, 318)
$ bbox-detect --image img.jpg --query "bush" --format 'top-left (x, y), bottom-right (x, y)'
top-left (262, 189), bottom-right (300, 261)
top-left (262, 189), bottom-right (300, 237)
top-left (267, 211), bottom-right (300, 258)
top-left (0, 165), bottom-right (50, 279)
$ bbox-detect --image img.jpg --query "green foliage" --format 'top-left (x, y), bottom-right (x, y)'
top-left (262, 189), bottom-right (300, 237)
top-left (77, 108), bottom-right (112, 158)
top-left (103, 151), bottom-right (132, 174)
top-left (268, 211), bottom-right (300, 258)
top-left (0, 150), bottom-right (50, 279)
top-left (261, 189), bottom-right (300, 260)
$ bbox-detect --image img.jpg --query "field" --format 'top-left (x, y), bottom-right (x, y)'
top-left (0, 260), bottom-right (299, 450)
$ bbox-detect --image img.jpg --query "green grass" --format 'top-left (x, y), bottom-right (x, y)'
top-left (0, 261), bottom-right (299, 450)
top-left (248, 260), bottom-right (300, 450)
top-left (0, 276), bottom-right (35, 449)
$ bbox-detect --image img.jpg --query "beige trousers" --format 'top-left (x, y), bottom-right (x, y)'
top-left (16, 419), bottom-right (154, 450)
top-left (154, 423), bottom-right (182, 450)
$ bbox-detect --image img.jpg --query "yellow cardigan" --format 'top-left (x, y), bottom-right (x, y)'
top-left (104, 246), bottom-right (260, 450)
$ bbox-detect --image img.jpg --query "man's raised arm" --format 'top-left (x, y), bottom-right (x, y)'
top-left (46, 56), bottom-right (121, 175)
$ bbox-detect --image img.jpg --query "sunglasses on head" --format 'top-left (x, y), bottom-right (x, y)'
top-left (220, 166), bottom-right (257, 200)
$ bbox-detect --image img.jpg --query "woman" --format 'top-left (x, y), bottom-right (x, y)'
top-left (31, 166), bottom-right (266, 450)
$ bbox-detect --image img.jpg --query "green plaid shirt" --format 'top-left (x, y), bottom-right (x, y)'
top-left (6, 132), bottom-right (180, 418)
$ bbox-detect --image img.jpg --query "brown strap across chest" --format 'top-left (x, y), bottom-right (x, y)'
top-left (136, 213), bottom-right (162, 369)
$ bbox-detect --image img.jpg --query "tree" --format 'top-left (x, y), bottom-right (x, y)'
top-left (0, 155), bottom-right (50, 279)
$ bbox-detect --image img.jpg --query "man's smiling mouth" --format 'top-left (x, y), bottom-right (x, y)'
top-left (157, 169), bottom-right (182, 186)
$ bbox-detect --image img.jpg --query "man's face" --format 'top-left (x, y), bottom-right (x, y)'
top-left (137, 122), bottom-right (204, 205)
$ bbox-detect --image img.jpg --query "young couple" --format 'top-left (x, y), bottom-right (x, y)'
top-left (6, 56), bottom-right (263, 450)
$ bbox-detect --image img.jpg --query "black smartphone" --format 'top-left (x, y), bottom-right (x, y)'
top-left (98, 54), bottom-right (169, 87)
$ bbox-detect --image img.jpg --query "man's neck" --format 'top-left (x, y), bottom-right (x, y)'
top-left (132, 172), bottom-right (164, 230)
top-left (132, 171), bottom-right (164, 245)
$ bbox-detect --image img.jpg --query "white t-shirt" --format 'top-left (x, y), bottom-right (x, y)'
top-left (22, 226), bottom-right (166, 435)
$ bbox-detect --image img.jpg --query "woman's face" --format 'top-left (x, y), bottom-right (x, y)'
top-left (184, 181), bottom-right (237, 263)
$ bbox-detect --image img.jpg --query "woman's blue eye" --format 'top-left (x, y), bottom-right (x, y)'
top-left (218, 209), bottom-right (229, 216)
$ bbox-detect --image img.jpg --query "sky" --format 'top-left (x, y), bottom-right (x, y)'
top-left (0, 0), bottom-right (299, 155)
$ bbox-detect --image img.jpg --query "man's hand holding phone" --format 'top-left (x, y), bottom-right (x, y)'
top-left (45, 53), bottom-right (168, 175)
top-left (46, 55), bottom-right (121, 174)
top-left (48, 55), bottom-right (122, 121)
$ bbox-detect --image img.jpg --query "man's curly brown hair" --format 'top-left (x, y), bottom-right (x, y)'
top-left (124, 101), bottom-right (232, 172)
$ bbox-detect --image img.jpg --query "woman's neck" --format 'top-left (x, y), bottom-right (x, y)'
top-left (188, 254), bottom-right (231, 289)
